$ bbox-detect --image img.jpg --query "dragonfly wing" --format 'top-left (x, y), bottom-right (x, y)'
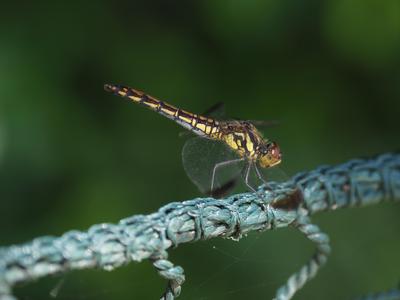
top-left (182, 137), bottom-right (245, 195)
top-left (202, 102), bottom-right (226, 118)
top-left (247, 119), bottom-right (280, 128)
top-left (207, 176), bottom-right (240, 198)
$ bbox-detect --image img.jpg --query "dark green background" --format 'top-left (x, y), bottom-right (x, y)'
top-left (1, 1), bottom-right (399, 299)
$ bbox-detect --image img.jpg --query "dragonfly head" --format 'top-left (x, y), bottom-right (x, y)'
top-left (258, 141), bottom-right (282, 168)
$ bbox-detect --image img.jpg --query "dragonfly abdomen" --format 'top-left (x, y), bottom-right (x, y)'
top-left (104, 84), bottom-right (221, 138)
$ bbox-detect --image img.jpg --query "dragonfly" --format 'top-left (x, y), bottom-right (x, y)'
top-left (104, 83), bottom-right (282, 195)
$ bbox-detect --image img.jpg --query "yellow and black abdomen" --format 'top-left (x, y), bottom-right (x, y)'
top-left (104, 84), bottom-right (221, 138)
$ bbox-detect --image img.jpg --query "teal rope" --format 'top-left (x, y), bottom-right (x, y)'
top-left (274, 216), bottom-right (331, 300)
top-left (356, 284), bottom-right (400, 300)
top-left (0, 153), bottom-right (399, 300)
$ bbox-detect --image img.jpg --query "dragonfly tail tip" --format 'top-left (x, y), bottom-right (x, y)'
top-left (104, 83), bottom-right (116, 92)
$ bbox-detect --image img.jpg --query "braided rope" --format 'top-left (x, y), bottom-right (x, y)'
top-left (0, 153), bottom-right (399, 300)
top-left (153, 259), bottom-right (185, 300)
top-left (356, 285), bottom-right (400, 300)
top-left (274, 216), bottom-right (331, 300)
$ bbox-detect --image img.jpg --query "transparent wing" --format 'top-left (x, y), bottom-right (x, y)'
top-left (207, 176), bottom-right (240, 199)
top-left (247, 119), bottom-right (280, 129)
top-left (182, 137), bottom-right (245, 195)
top-left (202, 102), bottom-right (226, 119)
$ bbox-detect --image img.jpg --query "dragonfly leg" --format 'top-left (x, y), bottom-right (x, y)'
top-left (243, 162), bottom-right (257, 193)
top-left (211, 158), bottom-right (245, 192)
top-left (254, 163), bottom-right (268, 185)
top-left (254, 163), bottom-right (273, 192)
top-left (274, 216), bottom-right (331, 300)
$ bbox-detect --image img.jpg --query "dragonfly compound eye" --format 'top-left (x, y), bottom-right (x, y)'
top-left (258, 142), bottom-right (282, 168)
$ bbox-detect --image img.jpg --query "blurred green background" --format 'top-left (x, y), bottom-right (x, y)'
top-left (1, 1), bottom-right (400, 299)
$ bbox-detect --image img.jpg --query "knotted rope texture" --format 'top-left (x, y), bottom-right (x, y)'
top-left (1, 153), bottom-right (399, 300)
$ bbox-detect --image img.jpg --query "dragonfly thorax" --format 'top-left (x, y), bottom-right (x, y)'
top-left (218, 121), bottom-right (281, 168)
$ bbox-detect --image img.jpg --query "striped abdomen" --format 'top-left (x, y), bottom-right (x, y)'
top-left (104, 84), bottom-right (220, 138)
